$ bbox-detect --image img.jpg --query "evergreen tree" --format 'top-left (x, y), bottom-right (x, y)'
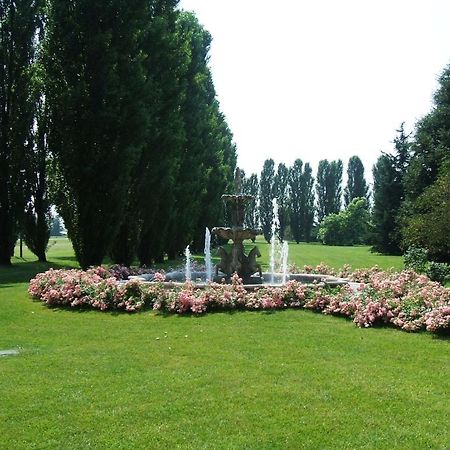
top-left (273, 163), bottom-right (289, 241)
top-left (344, 156), bottom-right (369, 206)
top-left (50, 215), bottom-right (62, 236)
top-left (0, 0), bottom-right (40, 265)
top-left (371, 154), bottom-right (401, 254)
top-left (402, 159), bottom-right (450, 261)
top-left (46, 0), bottom-right (148, 268)
top-left (372, 126), bottom-right (411, 254)
top-left (259, 159), bottom-right (275, 242)
top-left (316, 159), bottom-right (343, 222)
top-left (404, 66), bottom-right (450, 201)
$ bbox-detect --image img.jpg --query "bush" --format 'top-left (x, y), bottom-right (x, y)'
top-left (403, 246), bottom-right (428, 273)
top-left (29, 266), bottom-right (450, 334)
top-left (426, 262), bottom-right (449, 284)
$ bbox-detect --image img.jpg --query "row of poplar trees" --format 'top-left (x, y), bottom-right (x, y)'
top-left (240, 155), bottom-right (369, 244)
top-left (0, 0), bottom-right (236, 268)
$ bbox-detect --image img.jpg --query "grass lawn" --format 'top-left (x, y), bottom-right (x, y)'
top-left (2, 239), bottom-right (449, 449)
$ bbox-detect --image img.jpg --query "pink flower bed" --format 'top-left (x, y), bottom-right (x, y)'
top-left (29, 267), bottom-right (450, 334)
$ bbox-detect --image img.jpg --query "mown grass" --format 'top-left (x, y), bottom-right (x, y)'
top-left (2, 239), bottom-right (449, 449)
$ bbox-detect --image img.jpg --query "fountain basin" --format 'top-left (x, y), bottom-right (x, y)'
top-left (128, 271), bottom-right (348, 290)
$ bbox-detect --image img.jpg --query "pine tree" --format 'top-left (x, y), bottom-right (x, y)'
top-left (259, 159), bottom-right (275, 242)
top-left (372, 126), bottom-right (411, 254)
top-left (344, 156), bottom-right (369, 207)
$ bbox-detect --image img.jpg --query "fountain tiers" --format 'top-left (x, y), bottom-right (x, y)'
top-left (212, 169), bottom-right (263, 281)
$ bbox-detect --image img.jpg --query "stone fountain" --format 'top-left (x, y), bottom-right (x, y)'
top-left (212, 168), bottom-right (262, 282)
top-left (129, 167), bottom-right (349, 289)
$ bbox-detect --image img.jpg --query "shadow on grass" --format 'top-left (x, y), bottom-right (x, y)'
top-left (0, 261), bottom-right (78, 287)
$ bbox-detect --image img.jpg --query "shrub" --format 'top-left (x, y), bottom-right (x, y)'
top-left (403, 246), bottom-right (428, 273)
top-left (29, 266), bottom-right (450, 334)
top-left (426, 262), bottom-right (449, 284)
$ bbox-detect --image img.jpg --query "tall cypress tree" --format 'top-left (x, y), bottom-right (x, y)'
top-left (0, 0), bottom-right (40, 265)
top-left (259, 159), bottom-right (275, 242)
top-left (46, 0), bottom-right (148, 268)
top-left (344, 156), bottom-right (369, 207)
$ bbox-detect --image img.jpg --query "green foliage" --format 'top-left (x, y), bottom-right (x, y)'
top-left (316, 159), bottom-right (343, 222)
top-left (242, 173), bottom-right (259, 230)
top-left (273, 163), bottom-right (289, 240)
top-left (46, 0), bottom-right (149, 268)
top-left (401, 160), bottom-right (450, 261)
top-left (403, 246), bottom-right (428, 273)
top-left (318, 198), bottom-right (370, 246)
top-left (372, 124), bottom-right (412, 255)
top-left (344, 156), bottom-right (369, 206)
top-left (259, 159), bottom-right (275, 242)
top-left (0, 0), bottom-right (41, 265)
top-left (50, 216), bottom-right (63, 237)
top-left (289, 159), bottom-right (315, 243)
top-left (426, 262), bottom-right (449, 284)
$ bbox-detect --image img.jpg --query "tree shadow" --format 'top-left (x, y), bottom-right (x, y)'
top-left (0, 261), bottom-right (77, 287)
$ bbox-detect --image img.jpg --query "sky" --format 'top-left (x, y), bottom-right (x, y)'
top-left (178, 0), bottom-right (450, 185)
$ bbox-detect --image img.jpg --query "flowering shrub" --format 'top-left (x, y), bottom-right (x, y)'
top-left (29, 266), bottom-right (450, 334)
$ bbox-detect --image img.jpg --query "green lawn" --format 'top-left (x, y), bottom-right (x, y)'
top-left (2, 239), bottom-right (449, 449)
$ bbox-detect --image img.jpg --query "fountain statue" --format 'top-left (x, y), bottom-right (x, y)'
top-left (212, 168), bottom-right (262, 281)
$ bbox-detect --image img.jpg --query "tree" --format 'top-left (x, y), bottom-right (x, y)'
top-left (372, 126), bottom-right (411, 254)
top-left (273, 163), bottom-right (289, 240)
top-left (318, 197), bottom-right (370, 246)
top-left (289, 160), bottom-right (315, 243)
top-left (316, 159), bottom-right (343, 222)
top-left (404, 66), bottom-right (450, 201)
top-left (130, 0), bottom-right (186, 265)
top-left (166, 11), bottom-right (236, 258)
top-left (344, 156), bottom-right (369, 207)
top-left (371, 154), bottom-right (401, 254)
top-left (0, 0), bottom-right (40, 265)
top-left (402, 159), bottom-right (450, 262)
top-left (46, 0), bottom-right (149, 268)
top-left (50, 215), bottom-right (63, 236)
top-left (259, 159), bottom-right (275, 242)
top-left (22, 14), bottom-right (51, 263)
top-left (242, 173), bottom-right (259, 230)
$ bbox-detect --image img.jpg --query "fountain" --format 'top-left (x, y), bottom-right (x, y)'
top-left (212, 168), bottom-right (262, 283)
top-left (130, 167), bottom-right (348, 289)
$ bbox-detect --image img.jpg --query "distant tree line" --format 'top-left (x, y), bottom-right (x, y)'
top-left (0, 0), bottom-right (236, 268)
top-left (241, 155), bottom-right (370, 245)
